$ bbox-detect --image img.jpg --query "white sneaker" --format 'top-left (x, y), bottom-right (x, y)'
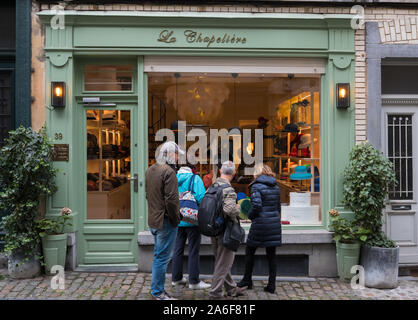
top-left (152, 291), bottom-right (177, 300)
top-left (189, 281), bottom-right (211, 290)
top-left (172, 277), bottom-right (187, 286)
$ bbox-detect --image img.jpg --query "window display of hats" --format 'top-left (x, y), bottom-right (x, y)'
top-left (281, 165), bottom-right (320, 224)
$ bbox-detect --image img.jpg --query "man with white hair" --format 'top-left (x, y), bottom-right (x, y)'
top-left (146, 141), bottom-right (184, 300)
top-left (209, 161), bottom-right (246, 300)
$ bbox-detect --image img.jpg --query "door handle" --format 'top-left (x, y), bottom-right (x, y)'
top-left (129, 174), bottom-right (140, 192)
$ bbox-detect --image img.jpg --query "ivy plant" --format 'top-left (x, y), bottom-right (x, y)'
top-left (342, 141), bottom-right (397, 248)
top-left (0, 126), bottom-right (58, 263)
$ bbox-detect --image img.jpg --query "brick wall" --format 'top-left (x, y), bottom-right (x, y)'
top-left (34, 2), bottom-right (418, 143)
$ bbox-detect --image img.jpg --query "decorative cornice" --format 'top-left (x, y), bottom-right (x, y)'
top-left (382, 97), bottom-right (418, 105)
top-left (330, 54), bottom-right (354, 69)
top-left (47, 52), bottom-right (72, 67)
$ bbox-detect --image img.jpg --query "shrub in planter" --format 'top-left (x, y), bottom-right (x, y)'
top-left (0, 126), bottom-right (58, 278)
top-left (329, 209), bottom-right (370, 281)
top-left (37, 207), bottom-right (72, 275)
top-left (342, 141), bottom-right (399, 288)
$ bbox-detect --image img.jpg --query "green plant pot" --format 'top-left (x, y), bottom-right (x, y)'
top-left (336, 241), bottom-right (361, 281)
top-left (41, 234), bottom-right (67, 275)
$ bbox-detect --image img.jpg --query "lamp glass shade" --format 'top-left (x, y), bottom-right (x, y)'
top-left (336, 83), bottom-right (350, 108)
top-left (52, 82), bottom-right (65, 107)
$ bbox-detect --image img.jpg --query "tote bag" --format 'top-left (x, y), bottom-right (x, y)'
top-left (179, 174), bottom-right (199, 225)
top-left (222, 218), bottom-right (245, 252)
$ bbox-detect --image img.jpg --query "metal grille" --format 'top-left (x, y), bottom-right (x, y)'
top-left (387, 114), bottom-right (413, 200)
top-left (0, 71), bottom-right (12, 146)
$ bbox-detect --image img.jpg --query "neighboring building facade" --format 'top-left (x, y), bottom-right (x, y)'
top-left (0, 0), bottom-right (32, 252)
top-left (31, 0), bottom-right (418, 276)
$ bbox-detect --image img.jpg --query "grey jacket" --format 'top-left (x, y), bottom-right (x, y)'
top-left (214, 177), bottom-right (240, 223)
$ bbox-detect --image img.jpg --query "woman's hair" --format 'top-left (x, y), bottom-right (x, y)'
top-left (253, 163), bottom-right (276, 178)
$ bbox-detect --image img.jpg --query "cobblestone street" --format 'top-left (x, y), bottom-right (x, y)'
top-left (0, 268), bottom-right (417, 300)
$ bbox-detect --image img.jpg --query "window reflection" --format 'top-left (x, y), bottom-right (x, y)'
top-left (84, 65), bottom-right (132, 91)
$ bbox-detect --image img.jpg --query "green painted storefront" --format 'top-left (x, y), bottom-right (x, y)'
top-left (38, 11), bottom-right (356, 270)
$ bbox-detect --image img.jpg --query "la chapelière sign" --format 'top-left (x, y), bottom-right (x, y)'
top-left (157, 29), bottom-right (248, 47)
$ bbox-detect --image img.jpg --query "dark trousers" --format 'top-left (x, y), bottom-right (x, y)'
top-left (242, 245), bottom-right (277, 286)
top-left (171, 226), bottom-right (202, 285)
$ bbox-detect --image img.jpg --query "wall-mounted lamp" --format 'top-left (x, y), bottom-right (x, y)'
top-left (336, 83), bottom-right (350, 109)
top-left (51, 81), bottom-right (65, 108)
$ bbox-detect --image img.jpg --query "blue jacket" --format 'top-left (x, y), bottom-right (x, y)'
top-left (247, 175), bottom-right (282, 247)
top-left (177, 167), bottom-right (206, 227)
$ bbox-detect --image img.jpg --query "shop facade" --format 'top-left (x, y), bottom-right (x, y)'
top-left (37, 9), bottom-right (357, 276)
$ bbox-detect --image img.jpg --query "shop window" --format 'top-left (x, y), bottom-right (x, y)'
top-left (0, 71), bottom-right (12, 146)
top-left (86, 109), bottom-right (131, 219)
top-left (84, 65), bottom-right (132, 91)
top-left (387, 114), bottom-right (413, 200)
top-left (148, 73), bottom-right (321, 226)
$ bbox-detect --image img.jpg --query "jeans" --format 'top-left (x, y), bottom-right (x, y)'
top-left (171, 226), bottom-right (202, 285)
top-left (242, 245), bottom-right (277, 287)
top-left (149, 217), bottom-right (178, 297)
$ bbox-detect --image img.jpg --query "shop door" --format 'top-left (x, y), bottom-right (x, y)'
top-left (382, 104), bottom-right (418, 264)
top-left (79, 104), bottom-right (140, 269)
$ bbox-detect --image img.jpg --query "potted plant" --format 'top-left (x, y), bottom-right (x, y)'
top-left (0, 126), bottom-right (58, 279)
top-left (37, 207), bottom-right (72, 275)
top-left (329, 209), bottom-right (370, 281)
top-left (342, 141), bottom-right (399, 289)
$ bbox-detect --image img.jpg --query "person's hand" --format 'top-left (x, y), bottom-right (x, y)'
top-left (236, 204), bottom-right (241, 210)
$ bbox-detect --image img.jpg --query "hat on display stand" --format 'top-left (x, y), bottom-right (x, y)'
top-left (298, 134), bottom-right (318, 149)
top-left (281, 123), bottom-right (299, 133)
top-left (290, 166), bottom-right (313, 180)
top-left (236, 192), bottom-right (247, 201)
top-left (238, 198), bottom-right (252, 220)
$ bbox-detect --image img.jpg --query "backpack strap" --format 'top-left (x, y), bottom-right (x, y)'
top-left (187, 174), bottom-right (196, 193)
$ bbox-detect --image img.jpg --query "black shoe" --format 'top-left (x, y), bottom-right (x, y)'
top-left (237, 279), bottom-right (253, 290)
top-left (264, 285), bottom-right (275, 294)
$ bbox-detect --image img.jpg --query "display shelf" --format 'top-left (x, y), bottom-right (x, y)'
top-left (86, 109), bottom-right (131, 196)
top-left (272, 155), bottom-right (320, 161)
top-left (87, 155), bottom-right (130, 161)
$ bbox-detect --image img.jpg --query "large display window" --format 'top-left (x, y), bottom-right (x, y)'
top-left (148, 72), bottom-right (321, 225)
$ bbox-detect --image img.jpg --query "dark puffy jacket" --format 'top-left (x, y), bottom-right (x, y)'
top-left (247, 175), bottom-right (282, 247)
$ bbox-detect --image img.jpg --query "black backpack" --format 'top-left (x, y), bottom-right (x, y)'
top-left (198, 183), bottom-right (230, 237)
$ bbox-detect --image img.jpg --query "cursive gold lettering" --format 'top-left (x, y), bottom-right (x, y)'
top-left (184, 29), bottom-right (197, 43)
top-left (161, 29), bottom-right (248, 47)
top-left (158, 30), bottom-right (176, 43)
top-left (207, 35), bottom-right (216, 47)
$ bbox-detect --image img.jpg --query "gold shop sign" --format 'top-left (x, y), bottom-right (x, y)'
top-left (157, 29), bottom-right (247, 48)
top-left (51, 144), bottom-right (69, 162)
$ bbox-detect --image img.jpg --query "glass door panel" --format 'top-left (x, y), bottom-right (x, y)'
top-left (86, 109), bottom-right (131, 219)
